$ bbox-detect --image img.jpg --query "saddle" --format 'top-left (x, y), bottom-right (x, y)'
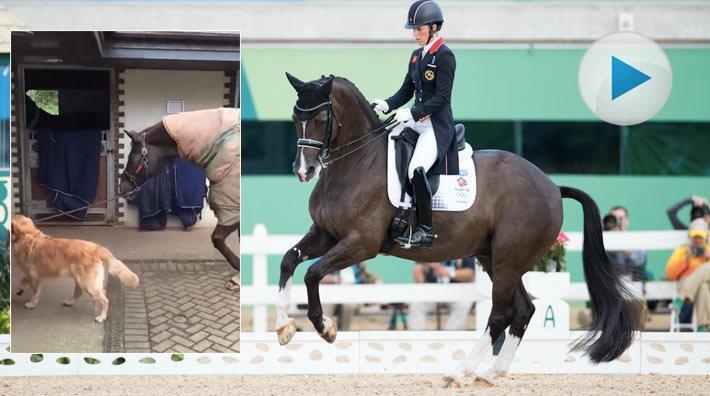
top-left (383, 124), bottom-right (470, 253)
top-left (391, 124), bottom-right (466, 199)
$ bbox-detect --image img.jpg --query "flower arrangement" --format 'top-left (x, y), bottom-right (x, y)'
top-left (533, 232), bottom-right (569, 272)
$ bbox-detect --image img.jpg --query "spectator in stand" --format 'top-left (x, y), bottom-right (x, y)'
top-left (666, 218), bottom-right (710, 332)
top-left (667, 195), bottom-right (710, 230)
top-left (408, 257), bottom-right (476, 330)
top-left (321, 262), bottom-right (379, 330)
top-left (606, 206), bottom-right (649, 281)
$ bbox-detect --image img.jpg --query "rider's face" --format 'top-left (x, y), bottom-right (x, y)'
top-left (413, 25), bottom-right (430, 46)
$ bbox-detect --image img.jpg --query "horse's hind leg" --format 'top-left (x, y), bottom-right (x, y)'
top-left (476, 281), bottom-right (535, 386)
top-left (212, 223), bottom-right (240, 270)
top-left (211, 223), bottom-right (240, 290)
top-left (303, 233), bottom-right (372, 343)
top-left (443, 257), bottom-right (516, 388)
top-left (276, 224), bottom-right (337, 345)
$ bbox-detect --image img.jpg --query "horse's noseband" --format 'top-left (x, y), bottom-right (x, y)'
top-left (294, 99), bottom-right (337, 166)
top-left (124, 138), bottom-right (149, 188)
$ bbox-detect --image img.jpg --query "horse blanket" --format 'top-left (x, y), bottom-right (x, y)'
top-left (162, 108), bottom-right (240, 226)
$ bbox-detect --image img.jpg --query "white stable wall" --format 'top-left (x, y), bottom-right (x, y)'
top-left (119, 69), bottom-right (227, 228)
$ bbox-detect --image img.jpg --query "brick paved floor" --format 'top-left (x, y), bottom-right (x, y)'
top-left (110, 260), bottom-right (240, 353)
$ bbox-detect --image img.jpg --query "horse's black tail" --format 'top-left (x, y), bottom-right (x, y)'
top-left (560, 186), bottom-right (642, 363)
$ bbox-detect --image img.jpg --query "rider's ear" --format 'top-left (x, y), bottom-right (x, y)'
top-left (286, 72), bottom-right (305, 91)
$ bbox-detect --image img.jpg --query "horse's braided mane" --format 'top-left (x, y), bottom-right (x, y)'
top-left (316, 75), bottom-right (382, 130)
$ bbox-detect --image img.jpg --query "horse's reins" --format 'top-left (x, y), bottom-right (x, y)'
top-left (34, 135), bottom-right (149, 223)
top-left (295, 99), bottom-right (398, 168)
top-left (319, 117), bottom-right (397, 168)
top-left (33, 187), bottom-right (142, 223)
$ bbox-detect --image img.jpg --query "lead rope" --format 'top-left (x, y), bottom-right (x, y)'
top-left (33, 186), bottom-right (142, 223)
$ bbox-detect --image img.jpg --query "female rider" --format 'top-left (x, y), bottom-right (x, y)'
top-left (373, 0), bottom-right (458, 247)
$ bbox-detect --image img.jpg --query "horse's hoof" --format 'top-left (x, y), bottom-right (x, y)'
top-left (319, 316), bottom-right (337, 343)
top-left (225, 278), bottom-right (240, 291)
top-left (276, 319), bottom-right (297, 346)
top-left (442, 375), bottom-right (462, 389)
top-left (474, 375), bottom-right (494, 387)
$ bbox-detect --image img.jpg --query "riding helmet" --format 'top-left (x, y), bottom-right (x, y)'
top-left (405, 0), bottom-right (444, 30)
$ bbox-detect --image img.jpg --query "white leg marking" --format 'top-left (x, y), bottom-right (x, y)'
top-left (480, 334), bottom-right (521, 379)
top-left (275, 277), bottom-right (293, 328)
top-left (446, 328), bottom-right (492, 379)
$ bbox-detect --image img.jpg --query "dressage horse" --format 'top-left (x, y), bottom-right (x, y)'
top-left (118, 108), bottom-right (241, 291)
top-left (277, 74), bottom-right (641, 386)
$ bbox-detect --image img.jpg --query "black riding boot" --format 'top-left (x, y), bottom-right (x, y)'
top-left (396, 166), bottom-right (433, 247)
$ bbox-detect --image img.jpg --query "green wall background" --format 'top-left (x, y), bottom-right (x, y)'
top-left (242, 175), bottom-right (710, 287)
top-left (240, 46), bottom-right (710, 289)
top-left (242, 47), bottom-right (710, 121)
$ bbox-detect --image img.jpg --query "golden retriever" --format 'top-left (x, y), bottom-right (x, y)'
top-left (11, 214), bottom-right (139, 322)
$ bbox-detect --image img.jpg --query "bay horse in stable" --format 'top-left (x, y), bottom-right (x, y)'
top-left (119, 108), bottom-right (241, 291)
top-left (277, 74), bottom-right (641, 387)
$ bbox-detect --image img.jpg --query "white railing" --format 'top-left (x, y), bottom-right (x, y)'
top-left (242, 224), bottom-right (687, 332)
top-left (1, 332), bottom-right (709, 376)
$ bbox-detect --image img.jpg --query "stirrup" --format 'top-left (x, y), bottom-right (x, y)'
top-left (396, 227), bottom-right (434, 248)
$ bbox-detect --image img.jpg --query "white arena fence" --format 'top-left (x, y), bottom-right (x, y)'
top-left (242, 224), bottom-right (685, 332)
top-left (0, 226), bottom-right (705, 376)
top-left (0, 331), bottom-right (708, 376)
top-left (231, 224), bottom-right (710, 376)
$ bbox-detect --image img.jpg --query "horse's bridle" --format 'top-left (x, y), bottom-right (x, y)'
top-left (295, 99), bottom-right (396, 168)
top-left (123, 134), bottom-right (149, 189)
top-left (295, 99), bottom-right (337, 167)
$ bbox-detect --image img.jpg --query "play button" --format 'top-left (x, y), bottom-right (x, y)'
top-left (578, 32), bottom-right (672, 126)
top-left (611, 56), bottom-right (651, 100)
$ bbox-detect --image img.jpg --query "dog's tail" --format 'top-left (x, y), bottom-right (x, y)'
top-left (102, 251), bottom-right (139, 287)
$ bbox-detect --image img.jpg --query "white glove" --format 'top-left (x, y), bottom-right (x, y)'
top-left (372, 99), bottom-right (389, 114)
top-left (394, 108), bottom-right (413, 124)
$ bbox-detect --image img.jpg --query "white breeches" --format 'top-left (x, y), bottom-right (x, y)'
top-left (405, 118), bottom-right (437, 179)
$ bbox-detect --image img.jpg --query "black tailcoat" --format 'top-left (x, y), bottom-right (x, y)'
top-left (385, 39), bottom-right (458, 176)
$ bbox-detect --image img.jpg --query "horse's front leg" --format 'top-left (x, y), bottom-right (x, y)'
top-left (276, 224), bottom-right (337, 345)
top-left (303, 232), bottom-right (373, 343)
top-left (212, 223), bottom-right (240, 290)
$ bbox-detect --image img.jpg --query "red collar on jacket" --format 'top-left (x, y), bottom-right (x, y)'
top-left (428, 37), bottom-right (444, 54)
top-left (412, 37), bottom-right (444, 63)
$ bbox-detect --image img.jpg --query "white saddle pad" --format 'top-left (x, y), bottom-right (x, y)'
top-left (387, 124), bottom-right (477, 212)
